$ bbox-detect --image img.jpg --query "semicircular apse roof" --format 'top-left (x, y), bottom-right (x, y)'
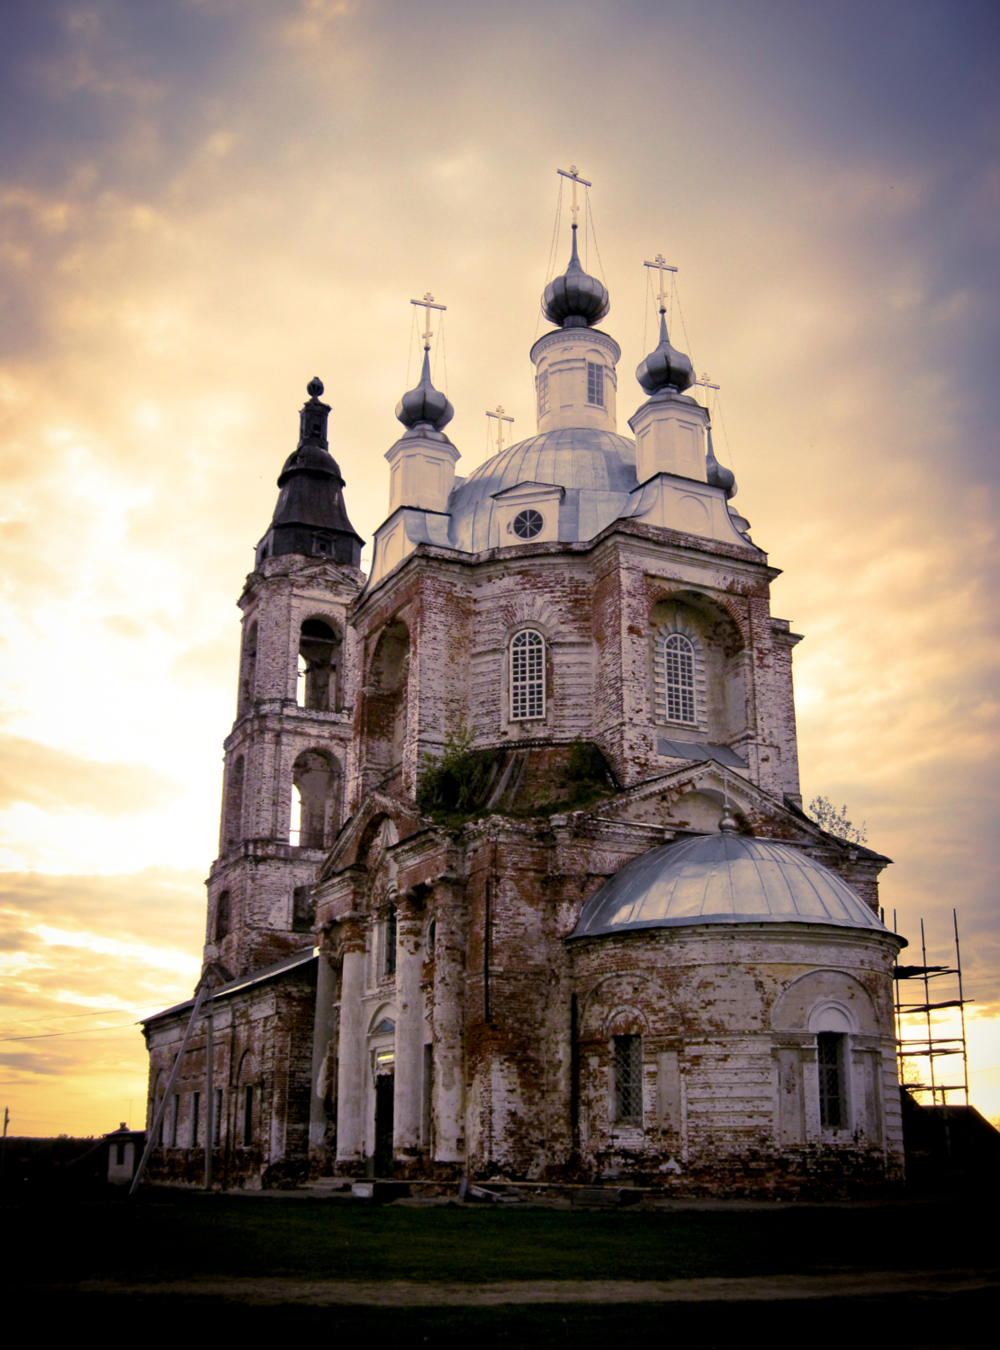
top-left (571, 832), bottom-right (889, 938)
top-left (447, 427), bottom-right (638, 552)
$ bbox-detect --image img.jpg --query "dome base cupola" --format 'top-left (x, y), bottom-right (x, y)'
top-left (256, 378), bottom-right (363, 568)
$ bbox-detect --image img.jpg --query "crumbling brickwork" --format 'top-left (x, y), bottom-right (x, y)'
top-left (143, 287), bottom-right (903, 1195)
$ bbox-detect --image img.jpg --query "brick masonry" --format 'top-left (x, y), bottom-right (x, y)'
top-left (142, 396), bottom-right (903, 1198)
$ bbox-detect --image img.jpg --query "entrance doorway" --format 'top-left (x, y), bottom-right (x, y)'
top-left (374, 1073), bottom-right (394, 1175)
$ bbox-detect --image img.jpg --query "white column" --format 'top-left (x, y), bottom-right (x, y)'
top-left (432, 881), bottom-right (467, 1163)
top-left (309, 950), bottom-right (337, 1153)
top-left (393, 899), bottom-right (424, 1155)
top-left (335, 920), bottom-right (367, 1165)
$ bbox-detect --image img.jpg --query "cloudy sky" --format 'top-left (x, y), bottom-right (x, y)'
top-left (1, 0), bottom-right (997, 1135)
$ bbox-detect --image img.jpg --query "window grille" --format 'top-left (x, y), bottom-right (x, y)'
top-left (537, 370), bottom-right (549, 417)
top-left (510, 629), bottom-right (546, 720)
top-left (587, 361), bottom-right (605, 407)
top-left (613, 1034), bottom-right (643, 1121)
top-left (243, 1085), bottom-right (254, 1147)
top-left (654, 631), bottom-right (696, 724)
top-left (817, 1032), bottom-right (847, 1128)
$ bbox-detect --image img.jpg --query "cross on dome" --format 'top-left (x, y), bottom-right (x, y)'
top-left (557, 164), bottom-right (592, 226)
top-left (644, 253), bottom-right (678, 313)
top-left (411, 292), bottom-right (447, 352)
top-left (486, 405), bottom-right (515, 452)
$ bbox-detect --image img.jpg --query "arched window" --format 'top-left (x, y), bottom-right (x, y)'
top-left (225, 755), bottom-right (244, 847)
top-left (817, 1033), bottom-right (847, 1129)
top-left (297, 618), bottom-right (340, 711)
top-left (654, 631), bottom-right (696, 725)
top-left (240, 621), bottom-right (258, 711)
top-left (290, 749), bottom-right (341, 849)
top-left (536, 369), bottom-right (549, 417)
top-left (382, 903), bottom-right (397, 978)
top-left (510, 629), bottom-right (545, 721)
top-left (363, 620), bottom-right (409, 787)
top-left (587, 361), bottom-right (605, 407)
top-left (214, 890), bottom-right (231, 942)
top-left (613, 1034), bottom-right (643, 1122)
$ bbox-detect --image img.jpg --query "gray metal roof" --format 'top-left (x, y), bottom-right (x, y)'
top-left (142, 947), bottom-right (317, 1023)
top-left (447, 427), bottom-right (639, 552)
top-left (571, 832), bottom-right (889, 939)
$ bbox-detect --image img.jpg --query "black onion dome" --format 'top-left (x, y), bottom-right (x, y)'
top-left (396, 347), bottom-right (454, 432)
top-left (542, 225), bottom-right (610, 329)
top-left (636, 311), bottom-right (695, 394)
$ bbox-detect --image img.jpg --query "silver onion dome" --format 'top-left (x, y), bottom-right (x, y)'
top-left (396, 347), bottom-right (454, 432)
top-left (635, 310), bottom-right (695, 395)
top-left (542, 225), bottom-right (610, 329)
top-left (705, 426), bottom-right (736, 498)
top-left (571, 830), bottom-right (890, 938)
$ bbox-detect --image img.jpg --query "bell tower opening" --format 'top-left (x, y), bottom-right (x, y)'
top-left (297, 618), bottom-right (341, 712)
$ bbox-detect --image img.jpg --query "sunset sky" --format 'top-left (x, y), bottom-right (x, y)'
top-left (1, 0), bottom-right (998, 1136)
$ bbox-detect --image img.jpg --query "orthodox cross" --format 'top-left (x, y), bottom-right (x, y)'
top-left (557, 164), bottom-right (591, 226)
top-left (410, 292), bottom-right (447, 350)
top-left (486, 405), bottom-right (515, 452)
top-left (644, 253), bottom-right (678, 314)
top-left (694, 371), bottom-right (721, 407)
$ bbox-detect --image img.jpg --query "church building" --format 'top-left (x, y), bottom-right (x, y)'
top-left (142, 196), bottom-right (906, 1196)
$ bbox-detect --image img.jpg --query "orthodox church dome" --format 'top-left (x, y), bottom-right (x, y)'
top-left (635, 310), bottom-right (695, 395)
top-left (446, 427), bottom-right (639, 552)
top-left (396, 347), bottom-right (454, 432)
top-left (542, 224), bottom-right (610, 329)
top-left (571, 828), bottom-right (888, 939)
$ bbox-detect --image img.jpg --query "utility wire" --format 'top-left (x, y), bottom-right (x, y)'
top-left (0, 1021), bottom-right (140, 1043)
top-left (585, 192), bottom-right (607, 285)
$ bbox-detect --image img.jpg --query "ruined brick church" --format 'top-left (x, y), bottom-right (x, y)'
top-left (143, 209), bottom-right (906, 1196)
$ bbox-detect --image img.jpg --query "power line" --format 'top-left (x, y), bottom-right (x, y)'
top-left (0, 1022), bottom-right (140, 1043)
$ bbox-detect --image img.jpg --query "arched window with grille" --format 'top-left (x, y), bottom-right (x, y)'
top-left (510, 629), bottom-right (546, 721)
top-left (654, 630), bottom-right (697, 725)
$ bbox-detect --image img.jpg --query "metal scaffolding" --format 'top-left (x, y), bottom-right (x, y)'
top-left (894, 908), bottom-right (970, 1105)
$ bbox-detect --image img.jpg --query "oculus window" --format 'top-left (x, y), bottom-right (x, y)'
top-left (512, 508), bottom-right (544, 540)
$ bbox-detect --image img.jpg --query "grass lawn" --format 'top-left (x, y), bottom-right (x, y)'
top-left (5, 1189), bottom-right (996, 1344)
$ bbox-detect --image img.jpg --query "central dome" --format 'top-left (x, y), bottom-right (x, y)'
top-left (447, 427), bottom-right (638, 552)
top-left (571, 832), bottom-right (889, 938)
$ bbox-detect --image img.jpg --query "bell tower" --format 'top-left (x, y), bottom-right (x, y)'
top-left (205, 379), bottom-right (365, 976)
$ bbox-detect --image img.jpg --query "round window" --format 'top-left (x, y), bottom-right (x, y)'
top-left (512, 508), bottom-right (544, 540)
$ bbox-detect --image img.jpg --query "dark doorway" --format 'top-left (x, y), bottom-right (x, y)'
top-left (374, 1073), bottom-right (394, 1175)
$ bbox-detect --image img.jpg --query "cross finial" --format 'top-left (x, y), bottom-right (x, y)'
top-left (486, 404), bottom-right (515, 453)
top-left (694, 371), bottom-right (721, 404)
top-left (557, 164), bottom-right (592, 227)
top-left (644, 253), bottom-right (678, 312)
top-left (410, 292), bottom-right (447, 350)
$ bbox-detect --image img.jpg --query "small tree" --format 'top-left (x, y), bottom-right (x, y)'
top-left (808, 794), bottom-right (868, 845)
